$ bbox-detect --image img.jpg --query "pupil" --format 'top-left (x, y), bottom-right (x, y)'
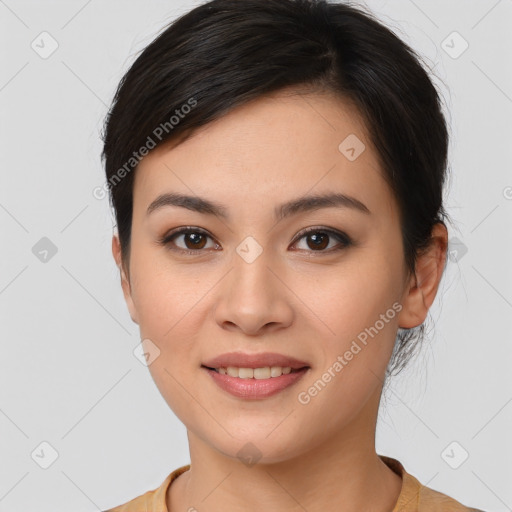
top-left (186, 233), bottom-right (206, 249)
top-left (309, 233), bottom-right (328, 250)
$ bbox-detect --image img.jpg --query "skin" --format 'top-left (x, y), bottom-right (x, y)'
top-left (112, 88), bottom-right (448, 512)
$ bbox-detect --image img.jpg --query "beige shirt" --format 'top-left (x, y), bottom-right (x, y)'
top-left (104, 455), bottom-right (485, 511)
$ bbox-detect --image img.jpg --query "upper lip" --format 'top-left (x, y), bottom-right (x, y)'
top-left (202, 352), bottom-right (310, 370)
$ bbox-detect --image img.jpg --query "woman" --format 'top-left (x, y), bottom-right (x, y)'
top-left (101, 0), bottom-right (484, 510)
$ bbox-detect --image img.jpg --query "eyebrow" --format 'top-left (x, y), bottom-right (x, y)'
top-left (146, 191), bottom-right (371, 220)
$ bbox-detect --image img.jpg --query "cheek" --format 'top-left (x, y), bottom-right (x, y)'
top-left (131, 264), bottom-right (209, 424)
top-left (300, 257), bottom-right (401, 413)
top-left (310, 256), bottom-right (401, 342)
top-left (293, 268), bottom-right (400, 432)
top-left (129, 253), bottom-right (206, 339)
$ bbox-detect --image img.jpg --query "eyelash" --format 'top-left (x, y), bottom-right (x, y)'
top-left (158, 226), bottom-right (352, 256)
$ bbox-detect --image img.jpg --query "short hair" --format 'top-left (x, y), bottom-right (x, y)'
top-left (101, 0), bottom-right (451, 376)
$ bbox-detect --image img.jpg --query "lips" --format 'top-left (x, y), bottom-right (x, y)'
top-left (201, 351), bottom-right (310, 371)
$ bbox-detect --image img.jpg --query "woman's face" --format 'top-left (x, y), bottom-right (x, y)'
top-left (116, 90), bottom-right (415, 463)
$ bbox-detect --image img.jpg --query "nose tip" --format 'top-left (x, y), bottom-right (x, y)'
top-left (214, 273), bottom-right (294, 336)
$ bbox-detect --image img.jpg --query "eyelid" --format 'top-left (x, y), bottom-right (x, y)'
top-left (290, 226), bottom-right (352, 252)
top-left (159, 225), bottom-right (352, 255)
top-left (159, 226), bottom-right (219, 254)
top-left (162, 225), bottom-right (211, 240)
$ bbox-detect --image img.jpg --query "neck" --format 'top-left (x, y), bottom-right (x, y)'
top-left (167, 386), bottom-right (402, 512)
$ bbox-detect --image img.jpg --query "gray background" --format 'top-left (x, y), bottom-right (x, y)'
top-left (1, 0), bottom-right (511, 510)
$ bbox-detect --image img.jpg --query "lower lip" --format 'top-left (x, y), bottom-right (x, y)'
top-left (203, 366), bottom-right (309, 399)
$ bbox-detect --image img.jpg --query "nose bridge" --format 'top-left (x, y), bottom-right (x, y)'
top-left (213, 236), bottom-right (293, 333)
top-left (229, 236), bottom-right (279, 299)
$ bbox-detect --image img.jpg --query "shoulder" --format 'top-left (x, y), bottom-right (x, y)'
top-left (417, 482), bottom-right (486, 511)
top-left (380, 455), bottom-right (486, 512)
top-left (103, 464), bottom-right (191, 512)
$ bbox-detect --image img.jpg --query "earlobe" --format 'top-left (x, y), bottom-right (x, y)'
top-left (397, 223), bottom-right (448, 329)
top-left (111, 234), bottom-right (139, 325)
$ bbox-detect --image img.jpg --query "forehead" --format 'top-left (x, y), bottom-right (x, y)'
top-left (133, 90), bottom-right (396, 222)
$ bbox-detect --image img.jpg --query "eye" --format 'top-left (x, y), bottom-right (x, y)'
top-left (291, 227), bottom-right (352, 254)
top-left (158, 226), bottom-right (352, 256)
top-left (159, 227), bottom-right (220, 255)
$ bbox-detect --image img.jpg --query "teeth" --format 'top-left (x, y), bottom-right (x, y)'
top-left (217, 366), bottom-right (294, 378)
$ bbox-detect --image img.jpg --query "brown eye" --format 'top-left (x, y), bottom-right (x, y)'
top-left (159, 226), bottom-right (351, 256)
top-left (292, 227), bottom-right (352, 253)
top-left (160, 227), bottom-right (219, 255)
top-left (305, 232), bottom-right (329, 250)
top-left (181, 232), bottom-right (207, 250)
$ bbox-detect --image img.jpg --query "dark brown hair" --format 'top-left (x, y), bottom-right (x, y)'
top-left (101, 0), bottom-right (451, 376)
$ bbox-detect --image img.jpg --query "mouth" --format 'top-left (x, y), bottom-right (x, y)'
top-left (201, 364), bottom-right (310, 399)
top-left (201, 365), bottom-right (309, 378)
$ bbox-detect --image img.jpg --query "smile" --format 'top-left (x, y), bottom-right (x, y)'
top-left (211, 366), bottom-right (300, 378)
top-left (202, 365), bottom-right (310, 399)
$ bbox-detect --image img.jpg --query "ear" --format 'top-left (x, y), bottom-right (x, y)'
top-left (397, 223), bottom-right (448, 329)
top-left (112, 234), bottom-right (139, 325)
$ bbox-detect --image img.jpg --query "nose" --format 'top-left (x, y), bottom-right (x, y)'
top-left (213, 250), bottom-right (294, 336)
